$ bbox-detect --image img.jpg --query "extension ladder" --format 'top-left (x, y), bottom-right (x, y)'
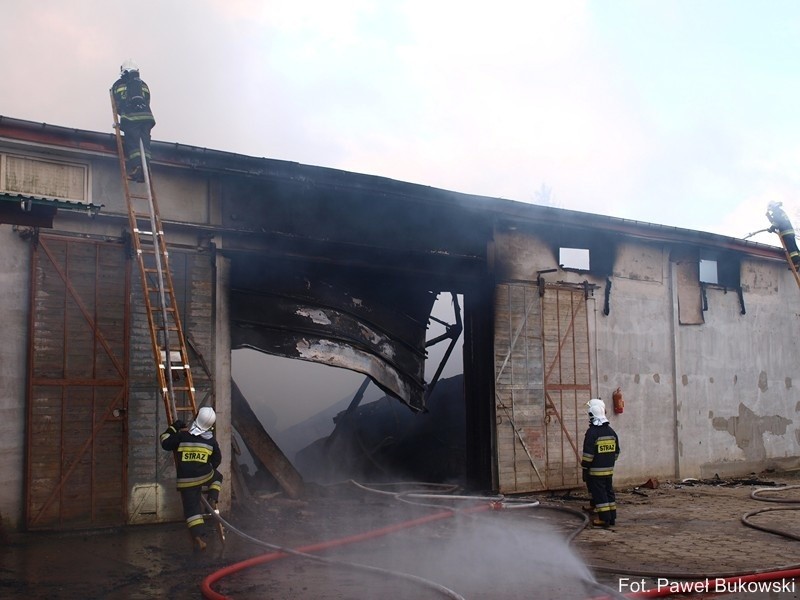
top-left (110, 92), bottom-right (198, 424)
top-left (777, 235), bottom-right (800, 290)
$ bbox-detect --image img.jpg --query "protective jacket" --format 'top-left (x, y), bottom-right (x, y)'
top-left (160, 424), bottom-right (221, 489)
top-left (767, 203), bottom-right (800, 268)
top-left (581, 422), bottom-right (620, 477)
top-left (112, 71), bottom-right (156, 127)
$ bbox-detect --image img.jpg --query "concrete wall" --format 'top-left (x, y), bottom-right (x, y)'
top-left (494, 229), bottom-right (800, 486)
top-left (0, 228), bottom-right (31, 530)
top-left (596, 242), bottom-right (677, 483)
top-left (676, 258), bottom-right (800, 478)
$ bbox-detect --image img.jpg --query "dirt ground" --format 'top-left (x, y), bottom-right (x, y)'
top-left (3, 472), bottom-right (800, 599)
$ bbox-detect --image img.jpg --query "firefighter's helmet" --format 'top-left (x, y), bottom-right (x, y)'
top-left (587, 398), bottom-right (608, 425)
top-left (189, 406), bottom-right (216, 435)
top-left (120, 59), bottom-right (139, 75)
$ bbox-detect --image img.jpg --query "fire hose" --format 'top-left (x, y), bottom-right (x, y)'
top-left (200, 494), bottom-right (487, 600)
top-left (200, 483), bottom-right (627, 600)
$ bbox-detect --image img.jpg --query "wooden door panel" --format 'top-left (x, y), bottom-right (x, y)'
top-left (27, 237), bottom-right (129, 530)
top-left (494, 283), bottom-right (592, 493)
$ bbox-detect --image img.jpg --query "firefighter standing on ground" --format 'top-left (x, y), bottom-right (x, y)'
top-left (111, 59), bottom-right (156, 182)
top-left (160, 406), bottom-right (223, 551)
top-left (581, 398), bottom-right (620, 528)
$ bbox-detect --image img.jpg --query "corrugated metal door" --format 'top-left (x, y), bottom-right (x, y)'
top-left (494, 283), bottom-right (591, 493)
top-left (26, 236), bottom-right (129, 530)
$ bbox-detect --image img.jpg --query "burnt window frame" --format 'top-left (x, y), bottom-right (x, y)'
top-left (558, 246), bottom-right (591, 271)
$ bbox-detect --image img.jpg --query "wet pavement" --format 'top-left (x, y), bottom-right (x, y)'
top-left (569, 474), bottom-right (800, 599)
top-left (3, 474), bottom-right (800, 599)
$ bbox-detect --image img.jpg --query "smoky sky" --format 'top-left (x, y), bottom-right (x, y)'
top-left (1, 1), bottom-right (797, 246)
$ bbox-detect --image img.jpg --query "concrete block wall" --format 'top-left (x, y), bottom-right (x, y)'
top-left (493, 229), bottom-right (800, 486)
top-left (0, 228), bottom-right (31, 530)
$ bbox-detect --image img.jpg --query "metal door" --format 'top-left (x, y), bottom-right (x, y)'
top-left (494, 283), bottom-right (591, 493)
top-left (26, 236), bottom-right (129, 529)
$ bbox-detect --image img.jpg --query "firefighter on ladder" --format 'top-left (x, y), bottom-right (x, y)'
top-left (766, 201), bottom-right (800, 271)
top-left (112, 59), bottom-right (155, 182)
top-left (160, 407), bottom-right (223, 551)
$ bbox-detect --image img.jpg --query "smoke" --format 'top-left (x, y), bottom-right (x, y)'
top-left (375, 510), bottom-right (598, 599)
top-left (250, 499), bottom-right (603, 599)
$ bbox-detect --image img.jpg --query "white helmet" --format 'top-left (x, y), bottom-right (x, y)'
top-left (120, 59), bottom-right (139, 75)
top-left (189, 406), bottom-right (216, 435)
top-left (587, 399), bottom-right (609, 425)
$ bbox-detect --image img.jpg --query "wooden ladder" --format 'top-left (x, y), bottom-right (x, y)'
top-left (776, 235), bottom-right (800, 290)
top-left (110, 91), bottom-right (198, 424)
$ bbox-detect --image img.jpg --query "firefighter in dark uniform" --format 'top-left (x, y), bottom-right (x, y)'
top-left (766, 201), bottom-right (800, 271)
top-left (581, 398), bottom-right (620, 527)
top-left (160, 406), bottom-right (223, 551)
top-left (112, 59), bottom-right (156, 182)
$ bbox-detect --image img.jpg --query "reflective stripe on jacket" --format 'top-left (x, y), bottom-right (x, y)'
top-left (160, 425), bottom-right (221, 489)
top-left (581, 422), bottom-right (620, 477)
top-left (112, 75), bottom-right (156, 127)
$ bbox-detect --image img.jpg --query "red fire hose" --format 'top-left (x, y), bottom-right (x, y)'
top-left (201, 504), bottom-right (492, 600)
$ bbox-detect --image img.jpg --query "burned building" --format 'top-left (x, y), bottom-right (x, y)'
top-left (0, 115), bottom-right (798, 532)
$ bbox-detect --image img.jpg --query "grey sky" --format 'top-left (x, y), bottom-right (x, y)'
top-left (2, 1), bottom-right (799, 245)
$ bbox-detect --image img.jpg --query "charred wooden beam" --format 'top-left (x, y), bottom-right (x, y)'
top-left (231, 381), bottom-right (305, 499)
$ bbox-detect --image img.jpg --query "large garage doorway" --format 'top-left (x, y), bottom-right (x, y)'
top-left (26, 236), bottom-right (129, 529)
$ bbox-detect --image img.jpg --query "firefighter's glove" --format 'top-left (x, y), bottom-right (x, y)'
top-left (172, 420), bottom-right (186, 431)
top-left (582, 468), bottom-right (588, 482)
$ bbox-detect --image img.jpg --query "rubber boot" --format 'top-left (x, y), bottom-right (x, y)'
top-left (189, 529), bottom-right (207, 552)
top-left (193, 536), bottom-right (207, 552)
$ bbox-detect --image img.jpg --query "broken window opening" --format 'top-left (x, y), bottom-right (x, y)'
top-left (559, 247), bottom-right (590, 271)
top-left (700, 259), bottom-right (718, 284)
top-left (699, 253), bottom-right (742, 294)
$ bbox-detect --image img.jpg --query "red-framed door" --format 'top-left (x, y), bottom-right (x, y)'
top-left (494, 283), bottom-right (592, 493)
top-left (26, 235), bottom-right (130, 529)
top-left (541, 286), bottom-right (592, 489)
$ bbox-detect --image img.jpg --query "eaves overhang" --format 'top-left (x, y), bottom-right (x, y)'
top-left (492, 204), bottom-right (786, 263)
top-left (0, 191), bottom-right (103, 227)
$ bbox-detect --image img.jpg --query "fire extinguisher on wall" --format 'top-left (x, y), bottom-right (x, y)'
top-left (612, 387), bottom-right (624, 414)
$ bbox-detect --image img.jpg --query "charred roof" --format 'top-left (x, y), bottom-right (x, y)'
top-left (0, 114), bottom-right (785, 264)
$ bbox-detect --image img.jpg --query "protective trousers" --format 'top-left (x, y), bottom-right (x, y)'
top-left (179, 469), bottom-right (223, 534)
top-left (586, 475), bottom-right (616, 525)
top-left (121, 121), bottom-right (153, 176)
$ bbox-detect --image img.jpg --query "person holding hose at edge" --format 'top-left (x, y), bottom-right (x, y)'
top-left (111, 59), bottom-right (155, 182)
top-left (766, 201), bottom-right (800, 271)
